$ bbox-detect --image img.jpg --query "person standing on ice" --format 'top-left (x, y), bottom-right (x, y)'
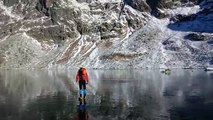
top-left (76, 67), bottom-right (89, 104)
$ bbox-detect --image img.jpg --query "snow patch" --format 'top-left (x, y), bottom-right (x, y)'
top-left (166, 5), bottom-right (201, 17)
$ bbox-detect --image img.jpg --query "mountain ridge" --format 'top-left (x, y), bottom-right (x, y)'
top-left (0, 0), bottom-right (212, 69)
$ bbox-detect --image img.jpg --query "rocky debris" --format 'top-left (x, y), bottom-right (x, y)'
top-left (170, 14), bottom-right (197, 23)
top-left (100, 52), bottom-right (144, 61)
top-left (76, 0), bottom-right (92, 3)
top-left (146, 0), bottom-right (175, 17)
top-left (169, 1), bottom-right (212, 23)
top-left (148, 0), bottom-right (173, 9)
top-left (128, 0), bottom-right (151, 13)
top-left (168, 0), bottom-right (212, 33)
top-left (3, 0), bottom-right (19, 7)
top-left (99, 21), bottom-right (124, 39)
top-left (185, 33), bottom-right (213, 41)
top-left (145, 0), bottom-right (204, 18)
top-left (0, 33), bottom-right (45, 68)
top-left (162, 38), bottom-right (181, 52)
top-left (161, 68), bottom-right (171, 75)
top-left (36, 0), bottom-right (51, 16)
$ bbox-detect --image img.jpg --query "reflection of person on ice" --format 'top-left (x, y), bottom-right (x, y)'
top-left (75, 105), bottom-right (89, 120)
top-left (76, 67), bottom-right (89, 104)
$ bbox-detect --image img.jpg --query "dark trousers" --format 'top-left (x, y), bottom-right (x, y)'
top-left (79, 80), bottom-right (86, 90)
top-left (79, 80), bottom-right (86, 98)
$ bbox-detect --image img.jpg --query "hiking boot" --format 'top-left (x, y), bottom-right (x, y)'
top-left (79, 97), bottom-right (83, 102)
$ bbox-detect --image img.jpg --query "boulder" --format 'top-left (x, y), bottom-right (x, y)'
top-left (185, 33), bottom-right (213, 41)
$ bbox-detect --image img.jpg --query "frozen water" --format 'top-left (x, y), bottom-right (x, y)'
top-left (0, 69), bottom-right (212, 120)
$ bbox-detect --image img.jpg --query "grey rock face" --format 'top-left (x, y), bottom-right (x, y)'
top-left (76, 0), bottom-right (92, 3)
top-left (129, 0), bottom-right (151, 12)
top-left (145, 0), bottom-right (202, 18)
top-left (146, 0), bottom-right (173, 15)
top-left (36, 0), bottom-right (52, 16)
top-left (3, 0), bottom-right (19, 7)
top-left (0, 0), bottom-right (212, 68)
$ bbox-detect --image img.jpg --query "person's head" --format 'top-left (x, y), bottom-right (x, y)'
top-left (79, 67), bottom-right (83, 71)
top-left (79, 67), bottom-right (87, 75)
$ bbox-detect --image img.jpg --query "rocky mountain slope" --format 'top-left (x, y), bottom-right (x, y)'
top-left (0, 0), bottom-right (212, 69)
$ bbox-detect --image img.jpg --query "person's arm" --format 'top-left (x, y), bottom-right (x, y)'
top-left (85, 72), bottom-right (89, 83)
top-left (76, 73), bottom-right (79, 83)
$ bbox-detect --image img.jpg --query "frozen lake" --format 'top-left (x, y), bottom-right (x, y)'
top-left (0, 69), bottom-right (212, 120)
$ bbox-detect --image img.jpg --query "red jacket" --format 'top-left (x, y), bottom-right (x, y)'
top-left (76, 68), bottom-right (89, 83)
